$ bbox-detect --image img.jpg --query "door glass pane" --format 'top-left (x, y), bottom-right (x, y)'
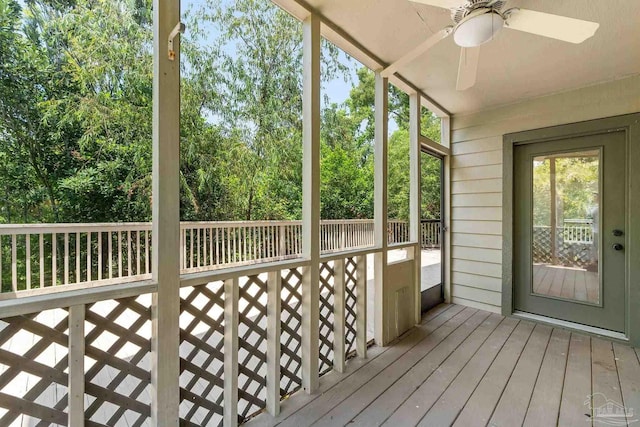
top-left (532, 150), bottom-right (600, 304)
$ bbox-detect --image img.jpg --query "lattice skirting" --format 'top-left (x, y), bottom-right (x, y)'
top-left (0, 257), bottom-right (366, 425)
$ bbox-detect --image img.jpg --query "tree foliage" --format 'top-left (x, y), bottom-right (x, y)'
top-left (0, 0), bottom-right (443, 225)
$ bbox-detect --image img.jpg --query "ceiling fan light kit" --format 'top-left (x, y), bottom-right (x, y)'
top-left (453, 9), bottom-right (504, 47)
top-left (404, 0), bottom-right (600, 90)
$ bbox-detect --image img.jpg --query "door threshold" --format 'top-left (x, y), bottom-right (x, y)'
top-left (512, 311), bottom-right (628, 342)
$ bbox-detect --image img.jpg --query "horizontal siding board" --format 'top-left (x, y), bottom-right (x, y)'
top-left (452, 179), bottom-right (502, 195)
top-left (451, 165), bottom-right (502, 181)
top-left (452, 260), bottom-right (502, 279)
top-left (452, 233), bottom-right (502, 249)
top-left (452, 272), bottom-right (502, 292)
top-left (451, 136), bottom-right (502, 156)
top-left (452, 193), bottom-right (502, 208)
top-left (450, 297), bottom-right (501, 314)
top-left (452, 246), bottom-right (503, 264)
top-left (452, 150), bottom-right (502, 169)
top-left (452, 285), bottom-right (502, 306)
top-left (452, 207), bottom-right (502, 221)
top-left (452, 220), bottom-right (502, 235)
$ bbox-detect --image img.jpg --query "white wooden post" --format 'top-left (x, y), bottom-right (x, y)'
top-left (68, 304), bottom-right (85, 426)
top-left (266, 270), bottom-right (282, 416)
top-left (355, 255), bottom-right (368, 358)
top-left (301, 12), bottom-right (321, 394)
top-left (441, 117), bottom-right (452, 303)
top-left (151, 0), bottom-right (181, 423)
top-left (224, 277), bottom-right (239, 427)
top-left (374, 72), bottom-right (389, 346)
top-left (333, 259), bottom-right (346, 373)
top-left (409, 93), bottom-right (422, 324)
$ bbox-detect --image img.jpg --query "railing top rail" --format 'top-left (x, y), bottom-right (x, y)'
top-left (0, 222), bottom-right (154, 235)
top-left (420, 219), bottom-right (441, 223)
top-left (0, 218), bottom-right (386, 234)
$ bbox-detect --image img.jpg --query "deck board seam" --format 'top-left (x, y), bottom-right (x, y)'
top-left (305, 308), bottom-right (482, 426)
top-left (406, 315), bottom-right (508, 426)
top-left (483, 323), bottom-right (539, 425)
top-left (271, 305), bottom-right (466, 426)
top-left (416, 317), bottom-right (522, 426)
top-left (335, 310), bottom-right (492, 426)
top-left (555, 332), bottom-right (572, 427)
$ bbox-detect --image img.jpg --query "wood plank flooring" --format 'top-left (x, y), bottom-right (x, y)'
top-left (247, 304), bottom-right (640, 427)
top-left (533, 264), bottom-right (599, 304)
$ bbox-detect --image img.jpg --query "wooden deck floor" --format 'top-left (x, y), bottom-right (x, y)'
top-left (533, 264), bottom-right (599, 304)
top-left (248, 304), bottom-right (640, 427)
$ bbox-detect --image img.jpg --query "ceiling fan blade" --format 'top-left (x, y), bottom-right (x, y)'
top-left (409, 0), bottom-right (468, 10)
top-left (506, 9), bottom-right (599, 44)
top-left (456, 46), bottom-right (480, 91)
top-left (382, 27), bottom-right (453, 77)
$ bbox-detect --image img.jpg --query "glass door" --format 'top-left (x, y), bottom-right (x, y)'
top-left (514, 130), bottom-right (627, 332)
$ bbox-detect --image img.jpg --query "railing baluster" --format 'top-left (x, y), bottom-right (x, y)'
top-left (197, 227), bottom-right (201, 268)
top-left (203, 228), bottom-right (208, 266)
top-left (222, 227), bottom-right (227, 265)
top-left (127, 230), bottom-right (132, 276)
top-left (189, 228), bottom-right (194, 270)
top-left (215, 227), bottom-right (220, 265)
top-left (98, 232), bottom-right (103, 281)
top-left (145, 230), bottom-right (150, 274)
top-left (118, 231), bottom-right (122, 278)
top-left (11, 234), bottom-right (17, 292)
top-left (39, 234), bottom-right (44, 288)
top-left (52, 233), bottom-right (57, 286)
top-left (64, 232), bottom-right (69, 285)
top-left (87, 232), bottom-right (91, 282)
top-left (25, 234), bottom-right (31, 290)
top-left (356, 254), bottom-right (368, 358)
top-left (108, 231), bottom-right (113, 279)
top-left (136, 230), bottom-right (140, 275)
top-left (76, 232), bottom-right (80, 283)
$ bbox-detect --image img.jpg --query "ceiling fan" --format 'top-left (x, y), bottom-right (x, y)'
top-left (388, 0), bottom-right (600, 90)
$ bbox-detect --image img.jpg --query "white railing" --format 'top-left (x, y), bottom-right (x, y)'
top-left (0, 219), bottom-right (441, 294)
top-left (533, 225), bottom-right (594, 244)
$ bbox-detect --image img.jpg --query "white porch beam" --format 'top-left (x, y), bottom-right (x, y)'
top-left (420, 135), bottom-right (451, 157)
top-left (409, 93), bottom-right (422, 325)
top-left (151, 0), bottom-right (181, 423)
top-left (374, 72), bottom-right (389, 346)
top-left (381, 28), bottom-right (452, 78)
top-left (301, 13), bottom-right (321, 394)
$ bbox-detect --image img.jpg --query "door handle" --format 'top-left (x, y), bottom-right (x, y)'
top-left (612, 243), bottom-right (624, 251)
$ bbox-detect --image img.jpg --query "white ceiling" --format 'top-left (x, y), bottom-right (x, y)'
top-left (301, 0), bottom-right (640, 115)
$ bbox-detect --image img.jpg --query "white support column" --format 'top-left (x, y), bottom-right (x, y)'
top-left (151, 0), bottom-right (181, 424)
top-left (374, 72), bottom-right (389, 346)
top-left (266, 270), bottom-right (282, 416)
top-left (224, 278), bottom-right (239, 427)
top-left (333, 259), bottom-right (346, 373)
top-left (409, 93), bottom-right (422, 325)
top-left (301, 13), bottom-right (321, 394)
top-left (355, 255), bottom-right (367, 358)
top-left (68, 304), bottom-right (85, 427)
top-left (441, 116), bottom-right (452, 303)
